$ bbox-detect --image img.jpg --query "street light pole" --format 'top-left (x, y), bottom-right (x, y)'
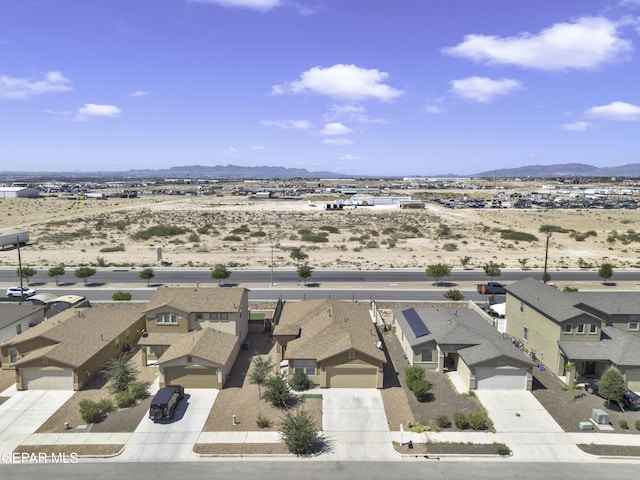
top-left (270, 239), bottom-right (274, 286)
top-left (543, 234), bottom-right (551, 284)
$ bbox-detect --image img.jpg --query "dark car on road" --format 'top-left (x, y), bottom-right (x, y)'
top-left (149, 385), bottom-right (184, 421)
top-left (585, 379), bottom-right (640, 410)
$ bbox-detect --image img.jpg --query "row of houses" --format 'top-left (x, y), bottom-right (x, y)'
top-left (1, 279), bottom-right (639, 394)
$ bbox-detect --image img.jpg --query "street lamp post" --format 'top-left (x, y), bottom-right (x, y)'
top-left (270, 239), bottom-right (274, 286)
top-left (543, 234), bottom-right (552, 284)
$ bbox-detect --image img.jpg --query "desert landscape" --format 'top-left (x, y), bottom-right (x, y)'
top-left (1, 187), bottom-right (639, 280)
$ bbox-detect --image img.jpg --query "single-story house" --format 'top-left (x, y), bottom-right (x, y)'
top-left (0, 305), bottom-right (145, 390)
top-left (0, 303), bottom-right (46, 347)
top-left (273, 299), bottom-right (386, 388)
top-left (157, 327), bottom-right (239, 388)
top-left (392, 302), bottom-right (535, 390)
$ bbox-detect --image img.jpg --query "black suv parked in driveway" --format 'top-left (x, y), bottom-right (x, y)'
top-left (149, 385), bottom-right (184, 421)
top-left (585, 379), bottom-right (640, 410)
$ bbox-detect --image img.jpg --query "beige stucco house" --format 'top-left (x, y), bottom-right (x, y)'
top-left (0, 303), bottom-right (46, 347)
top-left (273, 299), bottom-right (386, 388)
top-left (392, 301), bottom-right (535, 390)
top-left (505, 278), bottom-right (640, 390)
top-left (0, 305), bottom-right (145, 390)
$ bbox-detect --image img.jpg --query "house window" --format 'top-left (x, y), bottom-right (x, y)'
top-left (519, 301), bottom-right (524, 313)
top-left (629, 321), bottom-right (639, 331)
top-left (293, 360), bottom-right (316, 376)
top-left (9, 349), bottom-right (17, 363)
top-left (589, 324), bottom-right (598, 335)
top-left (564, 324), bottom-right (572, 334)
top-left (16, 324), bottom-right (22, 335)
top-left (210, 313), bottom-right (218, 320)
top-left (348, 349), bottom-right (356, 359)
top-left (196, 313), bottom-right (204, 321)
top-left (187, 355), bottom-right (193, 363)
top-left (115, 337), bottom-right (121, 350)
top-left (156, 313), bottom-right (177, 324)
top-left (420, 348), bottom-right (436, 362)
top-left (523, 327), bottom-right (528, 342)
top-left (220, 313), bottom-right (228, 321)
top-left (577, 324), bottom-right (585, 334)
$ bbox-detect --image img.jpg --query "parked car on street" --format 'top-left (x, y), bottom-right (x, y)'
top-left (585, 379), bottom-right (640, 409)
top-left (6, 286), bottom-right (36, 298)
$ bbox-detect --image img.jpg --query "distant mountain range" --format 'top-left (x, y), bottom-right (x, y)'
top-left (473, 163), bottom-right (640, 178)
top-left (126, 164), bottom-right (348, 179)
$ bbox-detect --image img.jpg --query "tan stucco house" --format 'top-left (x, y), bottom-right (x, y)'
top-left (0, 305), bottom-right (145, 390)
top-left (137, 286), bottom-right (249, 388)
top-left (273, 299), bottom-right (386, 388)
top-left (392, 301), bottom-right (535, 390)
top-left (505, 278), bottom-right (640, 390)
top-left (0, 303), bottom-right (46, 348)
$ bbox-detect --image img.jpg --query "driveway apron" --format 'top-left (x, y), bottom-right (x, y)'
top-left (321, 389), bottom-right (395, 460)
top-left (117, 388), bottom-right (218, 462)
top-left (474, 390), bottom-right (591, 461)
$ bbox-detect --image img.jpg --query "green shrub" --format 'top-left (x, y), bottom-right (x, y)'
top-left (112, 291), bottom-right (132, 301)
top-left (319, 225), bottom-right (340, 233)
top-left (404, 365), bottom-right (426, 390)
top-left (435, 415), bottom-right (451, 429)
top-left (499, 229), bottom-right (538, 242)
top-left (289, 370), bottom-right (311, 391)
top-left (223, 235), bottom-right (242, 241)
top-left (128, 382), bottom-right (148, 400)
top-left (79, 399), bottom-right (102, 423)
top-left (453, 412), bottom-right (469, 430)
top-left (497, 445), bottom-right (511, 456)
top-left (467, 412), bottom-right (486, 430)
top-left (635, 420), bottom-right (640, 431)
top-left (99, 244), bottom-right (125, 253)
top-left (619, 419), bottom-right (629, 430)
top-left (256, 414), bottom-right (271, 428)
top-left (115, 390), bottom-right (135, 408)
top-left (412, 380), bottom-right (431, 402)
top-left (96, 398), bottom-right (114, 414)
top-left (132, 225), bottom-right (187, 240)
top-left (300, 233), bottom-right (329, 243)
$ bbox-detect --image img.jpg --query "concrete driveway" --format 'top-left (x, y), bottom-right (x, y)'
top-left (0, 388), bottom-right (74, 453)
top-left (322, 389), bottom-right (395, 460)
top-left (118, 388), bottom-right (218, 461)
top-left (474, 390), bottom-right (590, 461)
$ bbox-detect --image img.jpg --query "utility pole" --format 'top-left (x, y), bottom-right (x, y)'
top-left (270, 239), bottom-right (274, 286)
top-left (543, 234), bottom-right (551, 284)
top-left (17, 234), bottom-right (25, 301)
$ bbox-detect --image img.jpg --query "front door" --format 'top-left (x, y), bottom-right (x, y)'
top-left (584, 361), bottom-right (595, 376)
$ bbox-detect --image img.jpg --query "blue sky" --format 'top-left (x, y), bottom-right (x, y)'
top-left (1, 0), bottom-right (640, 176)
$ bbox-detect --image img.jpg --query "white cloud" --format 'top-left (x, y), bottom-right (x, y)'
top-left (561, 121), bottom-right (593, 131)
top-left (75, 104), bottom-right (122, 121)
top-left (450, 76), bottom-right (522, 103)
top-left (260, 119), bottom-right (313, 129)
top-left (425, 104), bottom-right (445, 114)
top-left (322, 138), bottom-right (353, 146)
top-left (584, 101), bottom-right (640, 121)
top-left (252, 145), bottom-right (265, 150)
top-left (320, 122), bottom-right (352, 136)
top-left (129, 90), bottom-right (148, 97)
top-left (323, 104), bottom-right (387, 123)
top-left (271, 64), bottom-right (403, 101)
top-left (0, 71), bottom-right (72, 99)
top-left (222, 147), bottom-right (239, 155)
top-left (443, 17), bottom-right (632, 71)
top-left (187, 0), bottom-right (282, 12)
top-left (339, 154), bottom-right (361, 161)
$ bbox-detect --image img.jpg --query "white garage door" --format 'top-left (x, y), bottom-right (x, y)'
top-left (475, 367), bottom-right (526, 390)
top-left (22, 368), bottom-right (74, 390)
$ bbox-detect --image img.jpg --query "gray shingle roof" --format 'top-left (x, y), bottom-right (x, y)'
top-left (145, 286), bottom-right (247, 315)
top-left (0, 304), bottom-right (45, 330)
top-left (559, 325), bottom-right (640, 367)
top-left (393, 304), bottom-right (534, 367)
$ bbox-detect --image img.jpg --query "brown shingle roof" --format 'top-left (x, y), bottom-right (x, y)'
top-left (278, 299), bottom-right (385, 363)
top-left (157, 327), bottom-right (238, 366)
top-left (144, 286), bottom-right (247, 315)
top-left (9, 305), bottom-right (145, 368)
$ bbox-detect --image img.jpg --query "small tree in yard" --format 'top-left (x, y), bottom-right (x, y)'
top-left (460, 256), bottom-right (472, 270)
top-left (16, 266), bottom-right (37, 286)
top-left (426, 263), bottom-right (451, 286)
top-left (280, 409), bottom-right (318, 455)
top-left (289, 370), bottom-right (311, 391)
top-left (248, 355), bottom-right (275, 398)
top-left (598, 262), bottom-right (614, 285)
top-left (75, 266), bottom-right (97, 286)
top-left (444, 289), bottom-right (464, 301)
top-left (139, 267), bottom-right (155, 286)
top-left (297, 264), bottom-right (313, 286)
top-left (264, 374), bottom-right (292, 409)
top-left (404, 365), bottom-right (430, 402)
top-left (101, 353), bottom-right (139, 394)
top-left (211, 264), bottom-right (231, 286)
top-left (47, 265), bottom-right (65, 286)
top-left (290, 247), bottom-right (308, 268)
top-left (483, 261), bottom-right (502, 282)
top-left (598, 365), bottom-right (626, 408)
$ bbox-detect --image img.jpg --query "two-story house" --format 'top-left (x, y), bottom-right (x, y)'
top-left (506, 278), bottom-right (640, 390)
top-left (0, 303), bottom-right (46, 348)
top-left (138, 286), bottom-right (249, 389)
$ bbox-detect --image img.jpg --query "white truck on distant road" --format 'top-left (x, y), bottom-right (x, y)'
top-left (0, 231), bottom-right (29, 249)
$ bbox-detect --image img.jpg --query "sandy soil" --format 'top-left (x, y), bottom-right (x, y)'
top-left (1, 193), bottom-right (639, 273)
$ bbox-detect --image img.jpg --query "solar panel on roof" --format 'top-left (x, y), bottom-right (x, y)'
top-left (402, 308), bottom-right (430, 338)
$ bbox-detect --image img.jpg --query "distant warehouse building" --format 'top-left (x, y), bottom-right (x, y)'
top-left (0, 187), bottom-right (39, 199)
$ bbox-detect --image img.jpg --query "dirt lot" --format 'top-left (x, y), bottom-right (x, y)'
top-left (35, 347), bottom-right (159, 434)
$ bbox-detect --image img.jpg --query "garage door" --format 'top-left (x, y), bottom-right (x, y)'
top-left (164, 365), bottom-right (220, 388)
top-left (326, 366), bottom-right (378, 388)
top-left (625, 369), bottom-right (640, 392)
top-left (22, 368), bottom-right (73, 390)
top-left (475, 367), bottom-right (526, 390)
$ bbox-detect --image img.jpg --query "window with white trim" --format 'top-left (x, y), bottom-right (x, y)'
top-left (629, 321), bottom-right (639, 331)
top-left (9, 349), bottom-right (17, 363)
top-left (523, 327), bottom-right (528, 342)
top-left (589, 324), bottom-right (598, 335)
top-left (564, 324), bottom-right (572, 334)
top-left (519, 301), bottom-right (524, 313)
top-left (16, 324), bottom-right (22, 335)
top-left (293, 359), bottom-right (316, 376)
top-left (156, 313), bottom-right (178, 324)
top-left (577, 324), bottom-right (585, 334)
top-left (348, 349), bottom-right (356, 359)
top-left (220, 312), bottom-right (228, 321)
top-left (210, 313), bottom-right (218, 320)
top-left (196, 313), bottom-right (204, 321)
